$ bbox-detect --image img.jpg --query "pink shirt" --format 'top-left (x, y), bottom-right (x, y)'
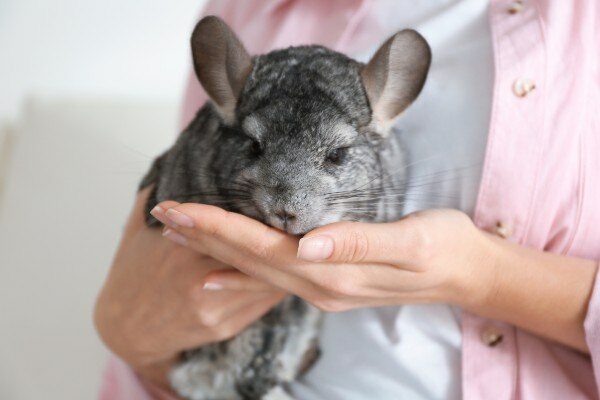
top-left (99, 0), bottom-right (600, 399)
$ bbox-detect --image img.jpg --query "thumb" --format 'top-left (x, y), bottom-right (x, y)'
top-left (297, 220), bottom-right (418, 265)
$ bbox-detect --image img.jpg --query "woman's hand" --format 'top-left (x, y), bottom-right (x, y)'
top-left (156, 201), bottom-right (597, 353)
top-left (155, 203), bottom-right (488, 311)
top-left (93, 189), bottom-right (285, 389)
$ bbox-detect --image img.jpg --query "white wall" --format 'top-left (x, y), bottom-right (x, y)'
top-left (0, 0), bottom-right (206, 123)
top-left (0, 98), bottom-right (178, 400)
top-left (0, 1), bottom-right (208, 399)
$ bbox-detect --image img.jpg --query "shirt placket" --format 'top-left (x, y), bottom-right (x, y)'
top-left (463, 1), bottom-right (547, 399)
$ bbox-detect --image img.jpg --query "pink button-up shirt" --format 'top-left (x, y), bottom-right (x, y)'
top-left (99, 0), bottom-right (600, 399)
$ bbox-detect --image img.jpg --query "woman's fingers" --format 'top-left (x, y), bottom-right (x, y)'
top-left (156, 201), bottom-right (421, 268)
top-left (203, 292), bottom-right (287, 343)
top-left (154, 205), bottom-right (318, 295)
top-left (297, 218), bottom-right (423, 267)
top-left (154, 202), bottom-right (423, 300)
top-left (188, 232), bottom-right (321, 298)
top-left (156, 202), bottom-right (298, 266)
top-left (150, 201), bottom-right (182, 227)
top-left (203, 270), bottom-right (281, 292)
top-left (193, 289), bottom-right (283, 327)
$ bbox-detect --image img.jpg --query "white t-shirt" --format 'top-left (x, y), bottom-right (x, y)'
top-left (290, 1), bottom-right (493, 399)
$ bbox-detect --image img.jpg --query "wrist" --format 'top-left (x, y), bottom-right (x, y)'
top-left (450, 227), bottom-right (596, 352)
top-left (448, 228), bottom-right (504, 311)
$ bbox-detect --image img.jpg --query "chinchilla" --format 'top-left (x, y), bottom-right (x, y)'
top-left (139, 15), bottom-right (431, 400)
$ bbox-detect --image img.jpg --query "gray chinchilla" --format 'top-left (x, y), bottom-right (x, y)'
top-left (140, 15), bottom-right (431, 400)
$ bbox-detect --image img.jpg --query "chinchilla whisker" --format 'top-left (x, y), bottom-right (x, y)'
top-left (328, 194), bottom-right (457, 205)
top-left (318, 164), bottom-right (474, 205)
top-left (110, 170), bottom-right (152, 175)
top-left (170, 190), bottom-right (249, 199)
top-left (385, 164), bottom-right (480, 188)
top-left (361, 162), bottom-right (479, 193)
top-left (399, 192), bottom-right (459, 201)
top-left (383, 153), bottom-right (449, 174)
top-left (404, 166), bottom-right (480, 183)
top-left (367, 188), bottom-right (460, 198)
top-left (401, 176), bottom-right (476, 188)
top-left (406, 174), bottom-right (463, 185)
top-left (161, 169), bottom-right (255, 186)
top-left (327, 194), bottom-right (458, 206)
top-left (328, 198), bottom-right (405, 205)
top-left (325, 166), bottom-right (477, 201)
top-left (168, 191), bottom-right (253, 203)
top-left (170, 182), bottom-right (254, 197)
top-left (118, 143), bottom-right (155, 160)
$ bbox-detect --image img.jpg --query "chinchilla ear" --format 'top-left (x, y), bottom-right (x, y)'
top-left (191, 16), bottom-right (252, 124)
top-left (361, 29), bottom-right (431, 129)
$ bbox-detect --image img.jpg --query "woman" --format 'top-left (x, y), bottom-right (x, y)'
top-left (95, 1), bottom-right (600, 399)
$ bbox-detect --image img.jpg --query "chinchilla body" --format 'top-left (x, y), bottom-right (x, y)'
top-left (140, 16), bottom-right (431, 400)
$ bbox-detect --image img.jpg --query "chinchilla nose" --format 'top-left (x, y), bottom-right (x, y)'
top-left (256, 185), bottom-right (321, 234)
top-left (273, 207), bottom-right (297, 225)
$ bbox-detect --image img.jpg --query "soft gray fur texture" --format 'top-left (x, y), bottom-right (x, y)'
top-left (139, 16), bottom-right (431, 400)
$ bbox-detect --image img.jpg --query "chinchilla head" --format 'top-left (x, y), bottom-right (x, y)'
top-left (188, 16), bottom-right (431, 234)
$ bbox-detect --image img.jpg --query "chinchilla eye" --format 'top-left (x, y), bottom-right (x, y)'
top-left (249, 138), bottom-right (262, 157)
top-left (326, 147), bottom-right (347, 165)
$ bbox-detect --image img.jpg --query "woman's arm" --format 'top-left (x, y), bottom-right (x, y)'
top-left (94, 190), bottom-right (285, 394)
top-left (459, 233), bottom-right (596, 353)
top-left (154, 202), bottom-right (598, 353)
top-left (294, 210), bottom-right (598, 353)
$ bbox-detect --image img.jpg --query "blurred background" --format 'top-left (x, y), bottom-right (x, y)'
top-left (0, 0), bottom-right (206, 398)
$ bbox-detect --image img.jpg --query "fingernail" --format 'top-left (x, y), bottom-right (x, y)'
top-left (297, 235), bottom-right (334, 261)
top-left (163, 228), bottom-right (188, 246)
top-left (150, 205), bottom-right (164, 217)
top-left (203, 282), bottom-right (224, 291)
top-left (165, 209), bottom-right (195, 228)
top-left (150, 206), bottom-right (165, 221)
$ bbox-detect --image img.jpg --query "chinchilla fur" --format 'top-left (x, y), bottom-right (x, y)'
top-left (139, 15), bottom-right (431, 400)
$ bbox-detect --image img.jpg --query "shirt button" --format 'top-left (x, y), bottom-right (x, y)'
top-left (508, 1), bottom-right (525, 14)
top-left (494, 221), bottom-right (512, 239)
top-left (481, 327), bottom-right (504, 347)
top-left (513, 78), bottom-right (536, 97)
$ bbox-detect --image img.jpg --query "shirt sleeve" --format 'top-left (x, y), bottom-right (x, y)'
top-left (583, 261), bottom-right (600, 386)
